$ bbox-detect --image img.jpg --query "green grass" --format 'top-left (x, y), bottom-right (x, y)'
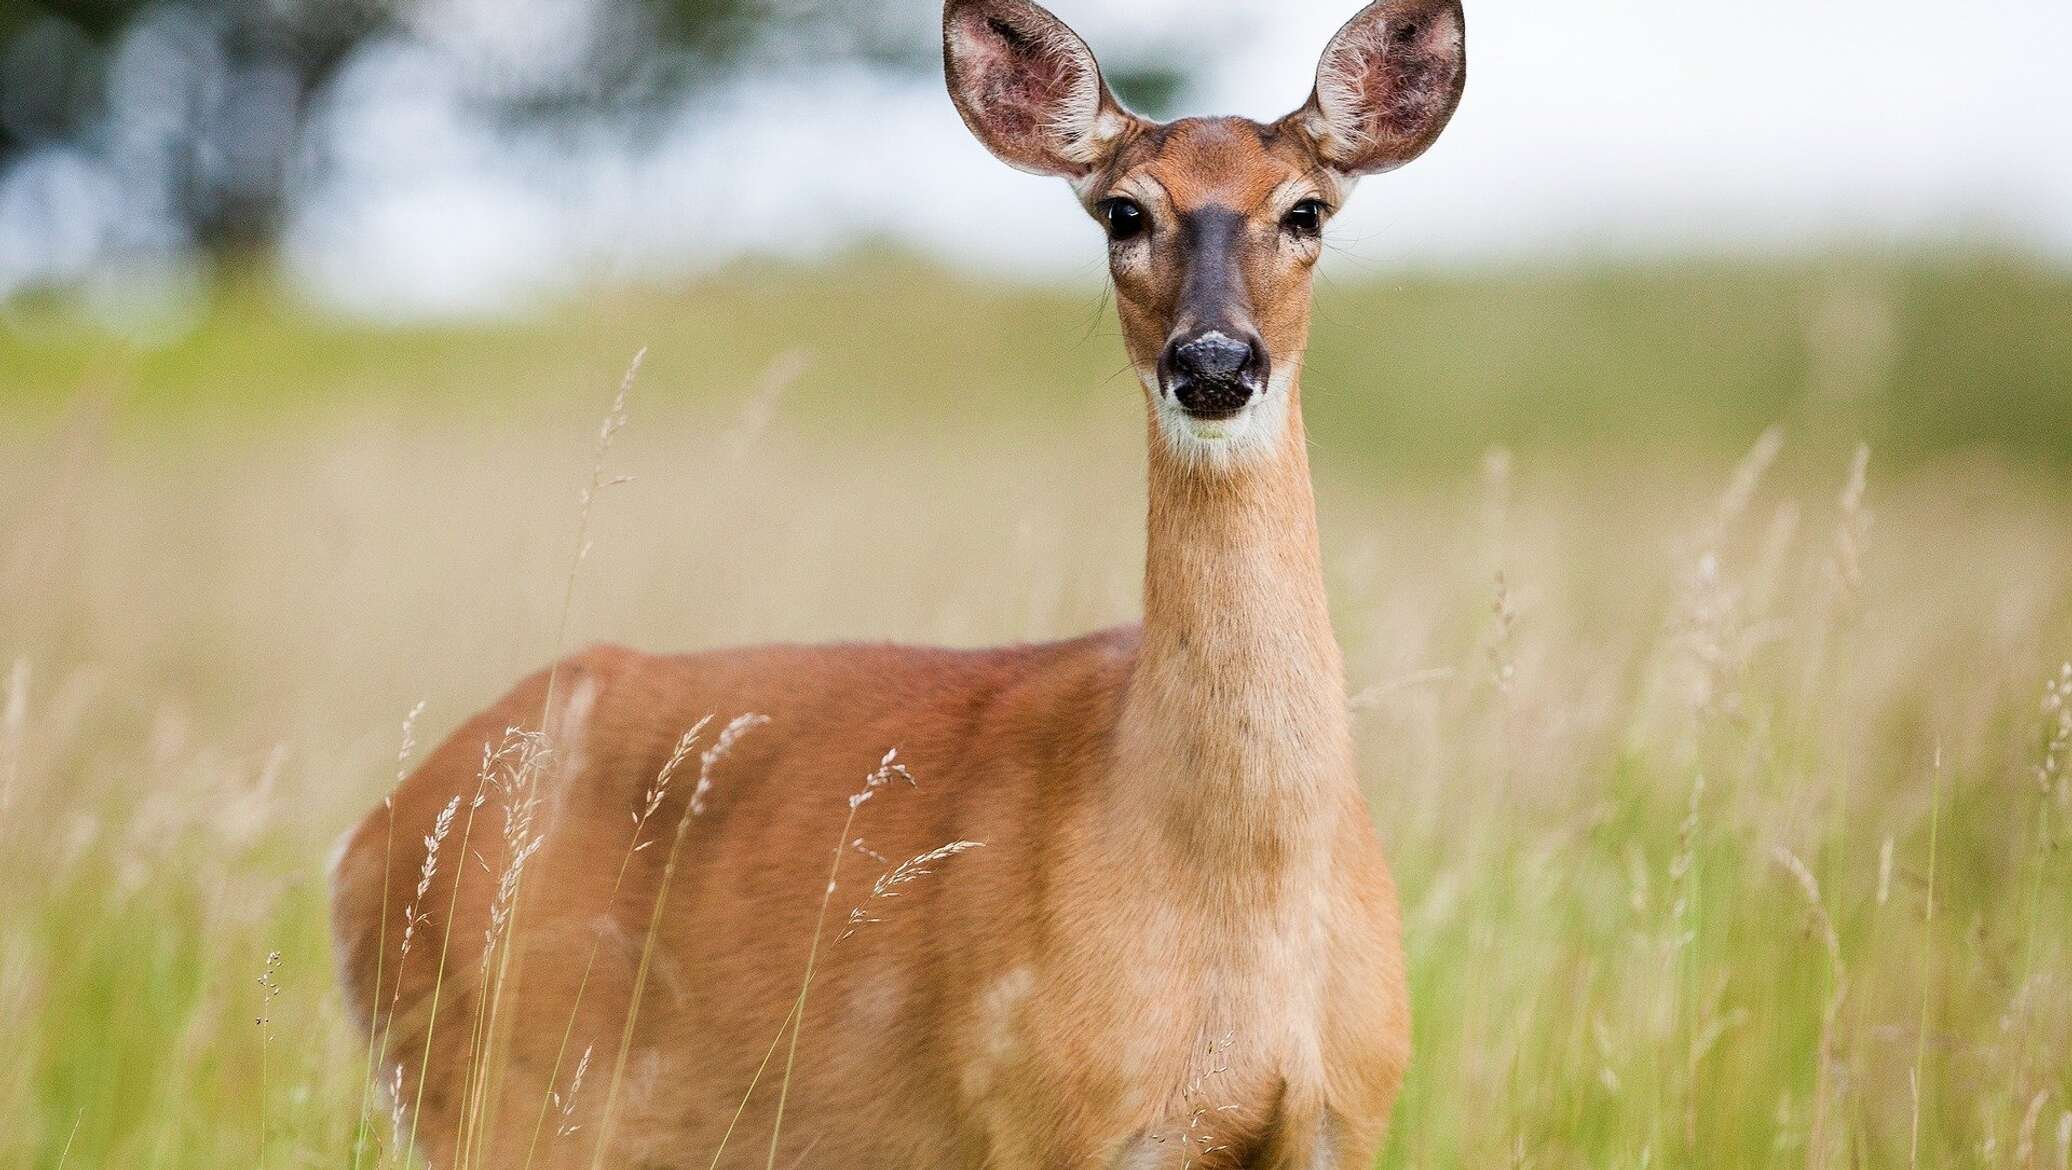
top-left (6, 251), bottom-right (2071, 474)
top-left (1, 254), bottom-right (2069, 1169)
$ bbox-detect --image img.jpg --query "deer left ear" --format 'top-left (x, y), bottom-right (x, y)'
top-left (1284, 0), bottom-right (1466, 177)
top-left (943, 0), bottom-right (1136, 181)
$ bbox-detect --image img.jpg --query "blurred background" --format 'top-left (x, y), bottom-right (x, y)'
top-left (2, 3), bottom-right (2070, 1170)
top-left (0, 0), bottom-right (2069, 307)
top-left (1, 0), bottom-right (2068, 465)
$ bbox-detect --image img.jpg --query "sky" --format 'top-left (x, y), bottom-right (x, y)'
top-left (7, 0), bottom-right (2072, 321)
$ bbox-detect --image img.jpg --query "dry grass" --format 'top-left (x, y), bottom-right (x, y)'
top-left (2, 297), bottom-right (2070, 1168)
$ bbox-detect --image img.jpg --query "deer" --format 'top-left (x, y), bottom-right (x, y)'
top-left (329, 1), bottom-right (1466, 1166)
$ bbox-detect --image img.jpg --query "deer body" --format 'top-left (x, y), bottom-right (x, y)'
top-left (331, 3), bottom-right (1463, 1166)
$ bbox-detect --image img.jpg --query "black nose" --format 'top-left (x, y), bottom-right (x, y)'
top-left (1173, 333), bottom-right (1255, 379)
top-left (1161, 331), bottom-right (1267, 417)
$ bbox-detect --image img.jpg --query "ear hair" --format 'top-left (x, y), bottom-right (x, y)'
top-left (1286, 0), bottom-right (1466, 177)
top-left (943, 0), bottom-right (1136, 181)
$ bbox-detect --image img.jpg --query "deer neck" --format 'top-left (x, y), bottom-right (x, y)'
top-left (1111, 377), bottom-right (1353, 879)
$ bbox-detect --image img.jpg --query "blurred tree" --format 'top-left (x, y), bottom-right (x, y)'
top-left (0, 0), bottom-right (1213, 296)
top-left (0, 0), bottom-right (942, 255)
top-left (0, 0), bottom-right (390, 245)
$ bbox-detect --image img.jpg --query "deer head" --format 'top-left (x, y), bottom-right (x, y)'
top-left (945, 0), bottom-right (1466, 466)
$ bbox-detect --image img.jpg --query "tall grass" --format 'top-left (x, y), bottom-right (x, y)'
top-left (1, 266), bottom-right (2069, 1168)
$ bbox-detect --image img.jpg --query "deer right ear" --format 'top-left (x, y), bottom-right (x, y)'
top-left (943, 0), bottom-right (1134, 181)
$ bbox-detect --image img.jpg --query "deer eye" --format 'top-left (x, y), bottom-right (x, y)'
top-left (1099, 197), bottom-right (1146, 241)
top-left (1282, 199), bottom-right (1327, 237)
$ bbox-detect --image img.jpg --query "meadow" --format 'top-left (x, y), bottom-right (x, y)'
top-left (1, 254), bottom-right (2069, 1169)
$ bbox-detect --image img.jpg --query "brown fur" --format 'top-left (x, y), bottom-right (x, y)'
top-left (1094, 117), bottom-right (1335, 382)
top-left (331, 2), bottom-right (1464, 1166)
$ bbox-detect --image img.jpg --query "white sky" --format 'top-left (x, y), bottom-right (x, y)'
top-left (19, 0), bottom-right (2072, 320)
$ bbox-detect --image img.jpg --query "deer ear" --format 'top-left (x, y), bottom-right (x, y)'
top-left (943, 0), bottom-right (1134, 180)
top-left (1285, 0), bottom-right (1466, 177)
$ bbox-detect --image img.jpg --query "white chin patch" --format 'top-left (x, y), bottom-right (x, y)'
top-left (1143, 368), bottom-right (1293, 472)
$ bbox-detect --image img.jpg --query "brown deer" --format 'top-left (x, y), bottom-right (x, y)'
top-left (329, 1), bottom-right (1466, 1166)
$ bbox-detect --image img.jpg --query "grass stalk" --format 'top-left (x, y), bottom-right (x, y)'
top-left (1910, 743), bottom-right (1944, 1170)
top-left (353, 702), bottom-right (421, 1170)
top-left (522, 718), bottom-right (711, 1170)
top-left (406, 772), bottom-right (491, 1165)
top-left (585, 736), bottom-right (730, 1170)
top-left (458, 352), bottom-right (644, 1169)
top-left (763, 807), bottom-right (857, 1170)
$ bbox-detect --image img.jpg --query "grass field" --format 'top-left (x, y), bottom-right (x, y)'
top-left (2, 255), bottom-right (2069, 1169)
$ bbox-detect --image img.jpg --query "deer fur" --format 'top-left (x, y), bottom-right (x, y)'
top-left (330, 2), bottom-right (1465, 1166)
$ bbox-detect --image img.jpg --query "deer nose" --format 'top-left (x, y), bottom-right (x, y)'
top-left (1172, 332), bottom-right (1256, 380)
top-left (1161, 330), bottom-right (1267, 418)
